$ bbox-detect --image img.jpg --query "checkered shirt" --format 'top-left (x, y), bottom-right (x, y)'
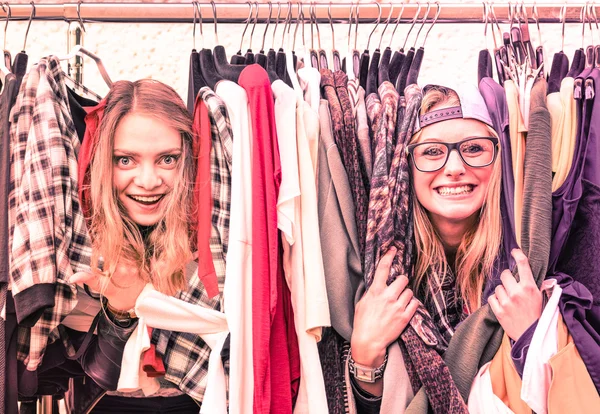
top-left (153, 87), bottom-right (232, 402)
top-left (9, 56), bottom-right (93, 370)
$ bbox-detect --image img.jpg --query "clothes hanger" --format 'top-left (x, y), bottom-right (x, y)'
top-left (393, 3), bottom-right (421, 93)
top-left (12, 1), bottom-right (36, 78)
top-left (359, 2), bottom-right (381, 90)
top-left (377, 4), bottom-right (398, 86)
top-left (255, 1), bottom-right (272, 69)
top-left (193, 3), bottom-right (223, 90)
top-left (244, 1), bottom-right (260, 64)
top-left (0, 3), bottom-right (11, 88)
top-left (188, 1), bottom-right (207, 107)
top-left (592, 3), bottom-right (600, 68)
top-left (276, 2), bottom-right (292, 85)
top-left (518, 3), bottom-right (536, 69)
top-left (532, 3), bottom-right (546, 77)
top-left (312, 3), bottom-right (329, 70)
top-left (478, 2), bottom-right (494, 83)
top-left (291, 2), bottom-right (304, 76)
top-left (343, 3), bottom-right (355, 77)
top-left (306, 3), bottom-right (318, 68)
top-left (344, 3), bottom-right (361, 80)
top-left (327, 3), bottom-right (341, 71)
top-left (231, 2), bottom-right (254, 64)
top-left (267, 2), bottom-right (281, 74)
top-left (406, 2), bottom-right (440, 87)
top-left (366, 4), bottom-right (391, 95)
top-left (388, 4), bottom-right (407, 87)
top-left (211, 1), bottom-right (246, 83)
top-left (1, 3), bottom-right (11, 73)
top-left (397, 3), bottom-right (430, 95)
top-left (488, 2), bottom-right (509, 85)
top-left (583, 3), bottom-right (595, 71)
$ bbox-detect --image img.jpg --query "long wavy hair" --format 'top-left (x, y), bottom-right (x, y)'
top-left (88, 79), bottom-right (196, 295)
top-left (409, 85), bottom-right (502, 312)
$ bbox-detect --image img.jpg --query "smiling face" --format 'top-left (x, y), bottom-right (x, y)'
top-left (112, 113), bottom-right (183, 226)
top-left (411, 117), bottom-right (496, 231)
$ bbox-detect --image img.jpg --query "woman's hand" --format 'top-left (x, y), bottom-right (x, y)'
top-left (70, 262), bottom-right (146, 311)
top-left (351, 247), bottom-right (419, 369)
top-left (489, 249), bottom-right (543, 341)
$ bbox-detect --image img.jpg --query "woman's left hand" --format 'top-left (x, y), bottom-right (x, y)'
top-left (489, 249), bottom-right (543, 341)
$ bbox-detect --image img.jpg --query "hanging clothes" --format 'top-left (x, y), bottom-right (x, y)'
top-left (215, 78), bottom-right (254, 414)
top-left (9, 56), bottom-right (93, 379)
top-left (1, 72), bottom-right (20, 414)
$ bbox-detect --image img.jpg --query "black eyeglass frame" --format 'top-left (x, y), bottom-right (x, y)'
top-left (406, 137), bottom-right (500, 173)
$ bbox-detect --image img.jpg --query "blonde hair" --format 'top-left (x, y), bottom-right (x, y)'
top-left (88, 79), bottom-right (196, 295)
top-left (410, 85), bottom-right (502, 312)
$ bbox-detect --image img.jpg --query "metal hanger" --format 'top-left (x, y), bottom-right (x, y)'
top-left (389, 3), bottom-right (406, 49)
top-left (23, 1), bottom-right (35, 53)
top-left (378, 4), bottom-right (395, 51)
top-left (366, 2), bottom-right (382, 52)
top-left (272, 2), bottom-right (281, 48)
top-left (412, 2), bottom-right (432, 49)
top-left (420, 2), bottom-right (441, 49)
top-left (401, 3), bottom-right (423, 52)
top-left (58, 45), bottom-right (113, 87)
top-left (532, 2), bottom-right (546, 76)
top-left (1, 2), bottom-right (11, 74)
top-left (238, 2), bottom-right (255, 55)
top-left (260, 2), bottom-right (272, 53)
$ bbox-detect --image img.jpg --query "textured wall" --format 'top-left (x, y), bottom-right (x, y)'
top-left (2, 1), bottom-right (584, 101)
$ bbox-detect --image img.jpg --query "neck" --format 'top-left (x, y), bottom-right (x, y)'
top-left (432, 215), bottom-right (478, 254)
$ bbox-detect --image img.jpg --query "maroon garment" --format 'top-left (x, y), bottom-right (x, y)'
top-left (239, 64), bottom-right (298, 414)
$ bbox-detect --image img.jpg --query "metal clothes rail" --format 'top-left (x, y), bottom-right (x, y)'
top-left (0, 2), bottom-right (589, 24)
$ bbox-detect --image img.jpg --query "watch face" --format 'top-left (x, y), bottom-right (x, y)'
top-left (355, 368), bottom-right (375, 383)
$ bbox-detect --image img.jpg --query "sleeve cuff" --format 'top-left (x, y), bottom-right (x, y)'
top-left (510, 319), bottom-right (539, 377)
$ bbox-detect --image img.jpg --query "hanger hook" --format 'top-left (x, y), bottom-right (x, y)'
top-left (378, 4), bottom-right (394, 50)
top-left (422, 2), bottom-right (441, 48)
top-left (272, 2), bottom-right (281, 48)
top-left (354, 3), bottom-right (360, 50)
top-left (347, 3), bottom-right (354, 50)
top-left (293, 2), bottom-right (302, 51)
top-left (249, 2), bottom-right (259, 50)
top-left (282, 1), bottom-right (292, 49)
top-left (313, 3), bottom-right (321, 49)
top-left (389, 3), bottom-right (406, 48)
top-left (413, 2), bottom-right (432, 48)
top-left (240, 2), bottom-right (253, 52)
top-left (581, 4), bottom-right (586, 50)
top-left (23, 1), bottom-right (36, 52)
top-left (261, 1), bottom-right (272, 51)
top-left (76, 1), bottom-right (86, 33)
top-left (402, 3), bottom-right (422, 50)
top-left (2, 2), bottom-right (10, 51)
top-left (210, 1), bottom-right (218, 45)
top-left (196, 2), bottom-right (204, 49)
top-left (192, 1), bottom-right (198, 50)
top-left (532, 2), bottom-right (542, 46)
top-left (366, 2), bottom-right (382, 50)
top-left (328, 2), bottom-right (335, 52)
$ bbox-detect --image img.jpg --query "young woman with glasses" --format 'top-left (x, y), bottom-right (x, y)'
top-left (349, 84), bottom-right (543, 411)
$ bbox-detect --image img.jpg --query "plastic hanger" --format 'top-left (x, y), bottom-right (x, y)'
top-left (58, 45), bottom-right (113, 87)
top-left (366, 4), bottom-right (391, 95)
top-left (244, 2), bottom-right (260, 64)
top-left (532, 3), bottom-right (546, 77)
top-left (267, 3), bottom-right (281, 73)
top-left (378, 4), bottom-right (399, 86)
top-left (388, 4), bottom-right (407, 86)
top-left (277, 2), bottom-right (292, 86)
top-left (406, 2), bottom-right (439, 88)
top-left (255, 2), bottom-right (272, 69)
top-left (478, 2), bottom-right (493, 83)
top-left (397, 3), bottom-right (430, 95)
top-left (328, 3), bottom-right (341, 71)
top-left (212, 1), bottom-right (246, 83)
top-left (12, 1), bottom-right (36, 78)
top-left (359, 2), bottom-right (381, 90)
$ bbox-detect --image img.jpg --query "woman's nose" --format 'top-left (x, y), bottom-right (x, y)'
top-left (444, 150), bottom-right (466, 176)
top-left (133, 165), bottom-right (163, 190)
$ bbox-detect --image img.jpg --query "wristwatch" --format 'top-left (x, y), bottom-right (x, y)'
top-left (348, 349), bottom-right (388, 383)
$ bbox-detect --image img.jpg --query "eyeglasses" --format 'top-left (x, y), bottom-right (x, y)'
top-left (406, 137), bottom-right (499, 173)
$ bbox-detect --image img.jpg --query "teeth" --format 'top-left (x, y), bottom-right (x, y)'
top-left (130, 195), bottom-right (162, 202)
top-left (437, 185), bottom-right (473, 196)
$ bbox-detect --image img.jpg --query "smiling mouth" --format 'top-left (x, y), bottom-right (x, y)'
top-left (435, 185), bottom-right (475, 196)
top-left (127, 194), bottom-right (165, 205)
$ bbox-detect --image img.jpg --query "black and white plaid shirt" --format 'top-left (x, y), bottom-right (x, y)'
top-left (9, 56), bottom-right (93, 370)
top-left (153, 88), bottom-right (232, 402)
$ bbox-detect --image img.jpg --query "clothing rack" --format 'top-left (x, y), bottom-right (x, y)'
top-left (0, 2), bottom-right (588, 24)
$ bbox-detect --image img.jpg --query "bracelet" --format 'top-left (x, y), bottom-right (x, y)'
top-left (348, 348), bottom-right (388, 384)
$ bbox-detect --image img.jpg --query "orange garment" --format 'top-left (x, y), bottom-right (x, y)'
top-left (488, 315), bottom-right (600, 413)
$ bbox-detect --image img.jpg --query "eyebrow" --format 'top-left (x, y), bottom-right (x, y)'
top-left (113, 148), bottom-right (183, 156)
top-left (419, 136), bottom-right (486, 143)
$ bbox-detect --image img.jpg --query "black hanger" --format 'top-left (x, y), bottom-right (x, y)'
top-left (242, 1), bottom-right (260, 65)
top-left (254, 2), bottom-right (273, 69)
top-left (394, 3), bottom-right (423, 94)
top-left (188, 4), bottom-right (206, 112)
top-left (478, 49), bottom-right (493, 83)
top-left (200, 49), bottom-right (224, 89)
top-left (367, 4), bottom-right (395, 94)
top-left (267, 2), bottom-right (285, 81)
top-left (359, 3), bottom-right (382, 90)
top-left (379, 47), bottom-right (392, 85)
top-left (13, 2), bottom-right (35, 78)
top-left (406, 3), bottom-right (439, 87)
top-left (210, 2), bottom-right (247, 82)
top-left (388, 51), bottom-right (405, 86)
top-left (567, 49), bottom-right (583, 78)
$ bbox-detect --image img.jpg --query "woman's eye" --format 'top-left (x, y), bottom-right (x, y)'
top-left (422, 146), bottom-right (445, 157)
top-left (115, 156), bottom-right (132, 166)
top-left (161, 155), bottom-right (180, 166)
top-left (462, 144), bottom-right (484, 154)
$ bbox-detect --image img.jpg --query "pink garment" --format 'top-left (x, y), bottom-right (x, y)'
top-left (239, 65), bottom-right (299, 414)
